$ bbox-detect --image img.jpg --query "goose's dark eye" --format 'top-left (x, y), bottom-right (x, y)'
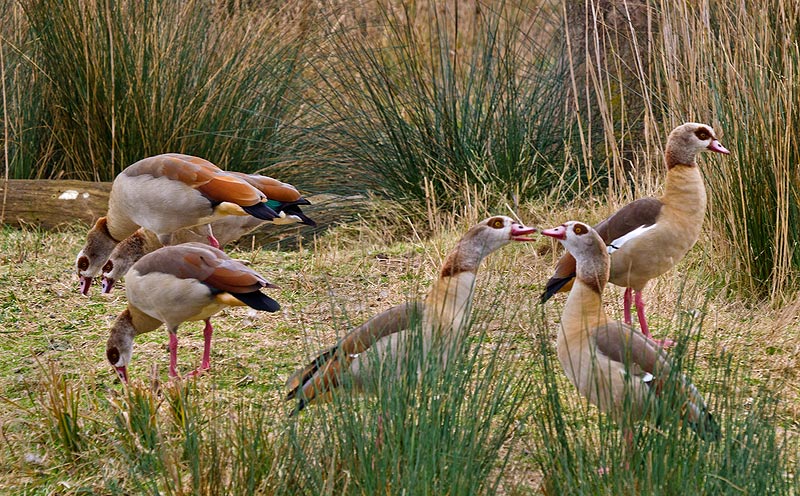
top-left (103, 260), bottom-right (114, 273)
top-left (77, 256), bottom-right (89, 271)
top-left (695, 128), bottom-right (711, 141)
top-left (573, 224), bottom-right (588, 235)
top-left (488, 217), bottom-right (505, 229)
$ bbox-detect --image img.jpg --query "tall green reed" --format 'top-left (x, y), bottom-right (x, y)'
top-left (285, 288), bottom-right (534, 495)
top-left (12, 0), bottom-right (310, 180)
top-left (653, 0), bottom-right (800, 302)
top-left (570, 0), bottom-right (800, 301)
top-left (528, 296), bottom-right (798, 494)
top-left (309, 1), bottom-right (579, 211)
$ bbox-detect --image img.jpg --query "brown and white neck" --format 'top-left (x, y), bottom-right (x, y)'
top-left (106, 198), bottom-right (142, 241)
top-left (560, 275), bottom-right (609, 343)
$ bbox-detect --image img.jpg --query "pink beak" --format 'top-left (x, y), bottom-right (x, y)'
top-left (541, 225), bottom-right (567, 240)
top-left (707, 139), bottom-right (730, 155)
top-left (79, 276), bottom-right (93, 296)
top-left (115, 366), bottom-right (128, 383)
top-left (102, 277), bottom-right (115, 294)
top-left (510, 223), bottom-right (538, 241)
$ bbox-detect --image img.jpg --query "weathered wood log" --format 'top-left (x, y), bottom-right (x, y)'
top-left (0, 179), bottom-right (365, 248)
top-left (0, 179), bottom-right (112, 229)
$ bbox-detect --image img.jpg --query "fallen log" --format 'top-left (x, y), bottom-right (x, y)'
top-left (0, 179), bottom-right (365, 248)
top-left (0, 179), bottom-right (112, 229)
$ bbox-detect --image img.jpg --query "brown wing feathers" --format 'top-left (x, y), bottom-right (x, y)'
top-left (286, 301), bottom-right (424, 413)
top-left (594, 322), bottom-right (720, 440)
top-left (541, 198), bottom-right (664, 303)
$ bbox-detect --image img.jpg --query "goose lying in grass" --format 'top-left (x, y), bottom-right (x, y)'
top-left (541, 221), bottom-right (719, 448)
top-left (76, 153), bottom-right (280, 295)
top-left (99, 173), bottom-right (315, 294)
top-left (105, 242), bottom-right (280, 382)
top-left (541, 123), bottom-right (729, 345)
top-left (285, 216), bottom-right (537, 414)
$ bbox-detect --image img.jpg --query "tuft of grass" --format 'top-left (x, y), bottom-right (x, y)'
top-left (10, 0), bottom-right (311, 180)
top-left (309, 1), bottom-right (579, 211)
top-left (286, 295), bottom-right (533, 495)
top-left (38, 361), bottom-right (86, 459)
top-left (527, 298), bottom-right (799, 494)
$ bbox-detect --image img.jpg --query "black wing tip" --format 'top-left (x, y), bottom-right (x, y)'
top-left (233, 291), bottom-right (281, 312)
top-left (243, 202), bottom-right (279, 221)
top-left (288, 398), bottom-right (307, 417)
top-left (693, 411), bottom-right (722, 442)
top-left (279, 204), bottom-right (317, 227)
top-left (540, 275), bottom-right (575, 304)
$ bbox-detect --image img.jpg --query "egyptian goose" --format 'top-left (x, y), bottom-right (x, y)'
top-left (285, 216), bottom-right (537, 413)
top-left (75, 153), bottom-right (279, 295)
top-left (105, 242), bottom-right (280, 382)
top-left (541, 221), bottom-right (719, 442)
top-left (100, 174), bottom-right (316, 293)
top-left (541, 123), bottom-right (729, 343)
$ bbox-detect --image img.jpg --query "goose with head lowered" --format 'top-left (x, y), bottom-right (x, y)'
top-left (541, 123), bottom-right (729, 345)
top-left (541, 221), bottom-right (719, 451)
top-left (99, 173), bottom-right (316, 294)
top-left (76, 153), bottom-right (281, 295)
top-left (285, 216), bottom-right (537, 414)
top-left (105, 242), bottom-right (281, 382)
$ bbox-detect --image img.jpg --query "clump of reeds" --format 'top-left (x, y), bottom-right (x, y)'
top-left (309, 1), bottom-right (579, 211)
top-left (527, 295), bottom-right (798, 494)
top-left (7, 0), bottom-right (311, 180)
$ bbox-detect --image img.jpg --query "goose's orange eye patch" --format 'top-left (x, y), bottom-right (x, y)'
top-left (695, 128), bottom-right (711, 141)
top-left (488, 217), bottom-right (505, 229)
top-left (573, 224), bottom-right (588, 235)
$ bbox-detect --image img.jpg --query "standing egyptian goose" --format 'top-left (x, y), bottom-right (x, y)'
top-left (105, 242), bottom-right (280, 382)
top-left (541, 221), bottom-right (719, 442)
top-left (285, 216), bottom-right (537, 413)
top-left (99, 174), bottom-right (316, 294)
top-left (75, 153), bottom-right (279, 295)
top-left (541, 123), bottom-right (729, 343)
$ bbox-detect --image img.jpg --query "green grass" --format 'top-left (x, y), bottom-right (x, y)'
top-left (6, 0), bottom-right (310, 180)
top-left (0, 216), bottom-right (797, 494)
top-left (308, 1), bottom-right (578, 209)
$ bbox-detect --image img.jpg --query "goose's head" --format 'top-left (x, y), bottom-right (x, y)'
top-left (666, 122), bottom-right (730, 168)
top-left (541, 221), bottom-right (608, 292)
top-left (76, 217), bottom-right (117, 295)
top-left (441, 216), bottom-right (537, 278)
top-left (468, 215), bottom-right (538, 253)
top-left (106, 310), bottom-right (136, 383)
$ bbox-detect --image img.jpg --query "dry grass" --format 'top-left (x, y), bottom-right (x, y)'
top-left (0, 198), bottom-right (797, 492)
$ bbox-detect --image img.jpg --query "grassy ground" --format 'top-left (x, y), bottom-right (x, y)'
top-left (0, 202), bottom-right (797, 493)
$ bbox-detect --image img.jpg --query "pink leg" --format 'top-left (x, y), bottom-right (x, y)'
top-left (634, 290), bottom-right (650, 337)
top-left (623, 287), bottom-right (633, 324)
top-left (187, 319), bottom-right (213, 377)
top-left (206, 225), bottom-right (220, 249)
top-left (168, 332), bottom-right (179, 378)
top-left (635, 290), bottom-right (674, 347)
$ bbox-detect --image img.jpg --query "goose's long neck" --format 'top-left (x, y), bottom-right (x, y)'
top-left (424, 271), bottom-right (478, 341)
top-left (560, 248), bottom-right (610, 344)
top-left (106, 195), bottom-right (141, 241)
top-left (661, 165), bottom-right (707, 218)
top-left (560, 278), bottom-right (608, 344)
top-left (423, 237), bottom-right (491, 342)
top-left (128, 305), bottom-right (162, 335)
